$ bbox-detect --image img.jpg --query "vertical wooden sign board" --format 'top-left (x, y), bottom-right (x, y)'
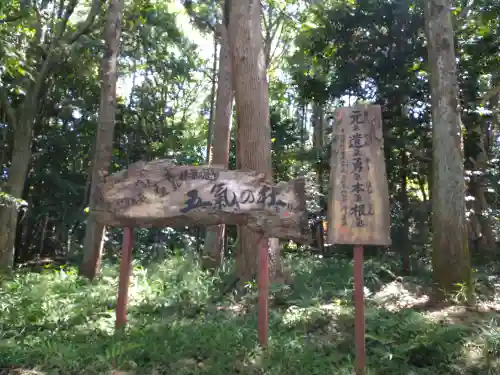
top-left (327, 104), bottom-right (391, 375)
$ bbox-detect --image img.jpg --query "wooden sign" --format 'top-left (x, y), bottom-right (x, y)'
top-left (327, 105), bottom-right (391, 246)
top-left (93, 159), bottom-right (311, 243)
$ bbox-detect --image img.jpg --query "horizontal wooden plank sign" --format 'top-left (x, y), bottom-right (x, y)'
top-left (327, 104), bottom-right (391, 246)
top-left (94, 159), bottom-right (311, 243)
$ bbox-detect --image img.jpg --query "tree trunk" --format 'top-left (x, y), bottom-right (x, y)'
top-left (80, 0), bottom-right (124, 279)
top-left (197, 31), bottom-right (218, 258)
top-left (39, 214), bottom-right (49, 256)
top-left (462, 72), bottom-right (495, 254)
top-left (424, 0), bottom-right (473, 303)
top-left (203, 24), bottom-right (234, 269)
top-left (228, 0), bottom-right (284, 283)
top-left (0, 123), bottom-right (7, 171)
top-left (312, 103), bottom-right (325, 253)
top-left (473, 75), bottom-right (500, 250)
top-left (206, 32), bottom-right (218, 165)
top-left (467, 157), bottom-right (495, 253)
top-left (0, 94), bottom-right (40, 272)
top-left (400, 150), bottom-right (410, 273)
top-left (312, 103), bottom-right (325, 194)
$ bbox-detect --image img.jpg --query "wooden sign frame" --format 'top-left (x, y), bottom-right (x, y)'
top-left (91, 159), bottom-right (311, 350)
top-left (327, 104), bottom-right (391, 246)
top-left (327, 104), bottom-right (391, 375)
top-left (94, 160), bottom-right (310, 242)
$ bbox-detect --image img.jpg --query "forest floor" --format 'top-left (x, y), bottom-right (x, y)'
top-left (1, 252), bottom-right (500, 375)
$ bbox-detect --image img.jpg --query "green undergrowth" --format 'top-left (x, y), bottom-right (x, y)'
top-left (0, 253), bottom-right (499, 374)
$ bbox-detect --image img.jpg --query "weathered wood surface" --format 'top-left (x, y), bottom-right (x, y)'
top-left (327, 105), bottom-right (391, 246)
top-left (94, 159), bottom-right (311, 242)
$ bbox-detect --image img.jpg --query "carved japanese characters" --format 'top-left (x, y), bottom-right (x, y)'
top-left (93, 159), bottom-right (310, 242)
top-left (327, 105), bottom-right (391, 246)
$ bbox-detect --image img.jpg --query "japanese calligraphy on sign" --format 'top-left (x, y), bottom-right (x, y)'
top-left (327, 105), bottom-right (391, 246)
top-left (94, 159), bottom-right (311, 243)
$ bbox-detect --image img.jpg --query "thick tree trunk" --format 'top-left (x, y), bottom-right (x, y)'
top-left (203, 24), bottom-right (234, 269)
top-left (424, 0), bottom-right (473, 303)
top-left (228, 0), bottom-right (284, 283)
top-left (80, 0), bottom-right (124, 279)
top-left (0, 95), bottom-right (40, 272)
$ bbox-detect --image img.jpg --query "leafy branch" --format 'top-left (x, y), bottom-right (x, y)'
top-left (0, 192), bottom-right (28, 211)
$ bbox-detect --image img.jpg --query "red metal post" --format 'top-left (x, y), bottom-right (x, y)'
top-left (354, 245), bottom-right (366, 374)
top-left (257, 236), bottom-right (269, 347)
top-left (115, 227), bottom-right (134, 330)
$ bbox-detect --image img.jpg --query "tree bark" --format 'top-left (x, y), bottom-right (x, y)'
top-left (312, 103), bottom-right (325, 194)
top-left (206, 32), bottom-right (218, 166)
top-left (462, 70), bottom-right (495, 254)
top-left (0, 89), bottom-right (44, 272)
top-left (424, 0), bottom-right (474, 303)
top-left (203, 24), bottom-right (234, 269)
top-left (228, 0), bottom-right (284, 283)
top-left (400, 150), bottom-right (410, 273)
top-left (80, 0), bottom-right (124, 279)
top-left (197, 30), bottom-right (218, 257)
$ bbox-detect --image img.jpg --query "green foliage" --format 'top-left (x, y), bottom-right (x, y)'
top-left (0, 192), bottom-right (27, 210)
top-left (1, 254), bottom-right (499, 374)
top-left (0, 0), bottom-right (216, 261)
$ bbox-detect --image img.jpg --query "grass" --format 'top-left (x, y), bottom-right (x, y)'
top-left (1, 252), bottom-right (500, 375)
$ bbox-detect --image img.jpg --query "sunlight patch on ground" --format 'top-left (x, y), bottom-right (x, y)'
top-left (425, 304), bottom-right (500, 324)
top-left (319, 302), bottom-right (346, 313)
top-left (461, 339), bottom-right (488, 370)
top-left (460, 324), bottom-right (500, 372)
top-left (215, 304), bottom-right (245, 313)
top-left (282, 305), bottom-right (330, 327)
top-left (372, 280), bottom-right (429, 311)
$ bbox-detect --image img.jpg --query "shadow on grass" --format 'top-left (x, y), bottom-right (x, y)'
top-left (0, 254), bottom-right (499, 375)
